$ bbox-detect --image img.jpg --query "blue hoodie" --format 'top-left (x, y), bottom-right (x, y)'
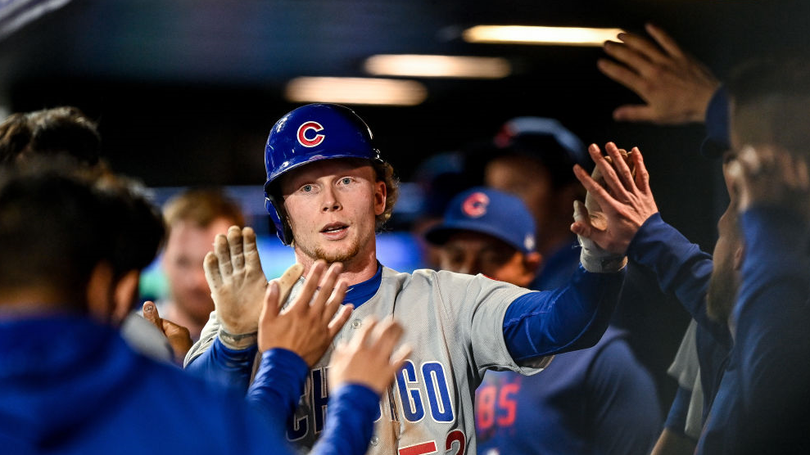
top-left (0, 314), bottom-right (378, 455)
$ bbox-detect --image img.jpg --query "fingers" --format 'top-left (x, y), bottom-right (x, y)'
top-left (570, 199), bottom-right (594, 238)
top-left (328, 303), bottom-right (353, 338)
top-left (242, 227), bottom-right (263, 275)
top-left (617, 30), bottom-right (671, 64)
top-left (597, 58), bottom-right (644, 94)
top-left (372, 318), bottom-right (404, 357)
top-left (288, 261), bottom-right (328, 313)
top-left (603, 39), bottom-right (656, 78)
top-left (227, 226), bottom-right (245, 271)
top-left (203, 251), bottom-right (224, 292)
top-left (586, 143), bottom-right (630, 200)
top-left (574, 164), bottom-right (617, 216)
top-left (275, 263), bottom-right (304, 308)
top-left (213, 234), bottom-right (233, 278)
top-left (350, 316), bottom-right (378, 350)
top-left (322, 279), bottom-right (349, 325)
top-left (310, 263), bottom-right (343, 312)
top-left (645, 23), bottom-right (684, 60)
top-left (605, 143), bottom-right (636, 191)
top-left (612, 104), bottom-right (655, 123)
top-left (261, 280), bottom-right (281, 324)
top-left (630, 147), bottom-right (651, 192)
top-left (142, 301), bottom-right (163, 333)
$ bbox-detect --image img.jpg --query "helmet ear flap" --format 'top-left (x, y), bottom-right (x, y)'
top-left (265, 195), bottom-right (293, 246)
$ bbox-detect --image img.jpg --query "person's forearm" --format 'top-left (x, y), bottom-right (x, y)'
top-left (185, 337), bottom-right (257, 392)
top-left (503, 266), bottom-right (625, 361)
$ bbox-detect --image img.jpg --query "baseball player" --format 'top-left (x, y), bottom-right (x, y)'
top-left (185, 104), bottom-right (635, 454)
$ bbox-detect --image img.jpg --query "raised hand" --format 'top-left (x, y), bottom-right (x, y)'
top-left (142, 300), bottom-right (193, 363)
top-left (258, 260), bottom-right (353, 366)
top-left (572, 142), bottom-right (659, 257)
top-left (328, 317), bottom-right (411, 395)
top-left (204, 226), bottom-right (269, 347)
top-left (598, 23), bottom-right (720, 125)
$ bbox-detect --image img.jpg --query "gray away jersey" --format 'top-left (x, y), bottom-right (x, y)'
top-left (188, 267), bottom-right (551, 455)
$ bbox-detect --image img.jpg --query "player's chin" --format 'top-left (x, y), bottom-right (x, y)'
top-left (314, 243), bottom-right (360, 264)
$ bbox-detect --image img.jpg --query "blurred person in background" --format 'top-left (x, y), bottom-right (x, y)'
top-left (159, 187), bottom-right (245, 340)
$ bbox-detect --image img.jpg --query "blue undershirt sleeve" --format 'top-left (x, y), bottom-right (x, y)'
top-left (184, 337), bottom-right (257, 393)
top-left (627, 213), bottom-right (730, 348)
top-left (664, 386), bottom-right (692, 435)
top-left (246, 348), bottom-right (309, 430)
top-left (503, 265), bottom-right (625, 362)
top-left (311, 384), bottom-right (380, 455)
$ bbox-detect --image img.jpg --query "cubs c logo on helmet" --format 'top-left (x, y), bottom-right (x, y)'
top-left (462, 192), bottom-right (489, 218)
top-left (297, 121), bottom-right (325, 148)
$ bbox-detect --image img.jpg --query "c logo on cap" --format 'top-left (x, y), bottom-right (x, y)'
top-left (462, 192), bottom-right (489, 218)
top-left (297, 121), bottom-right (325, 148)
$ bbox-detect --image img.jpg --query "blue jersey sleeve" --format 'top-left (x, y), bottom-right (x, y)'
top-left (503, 265), bottom-right (625, 361)
top-left (185, 337), bottom-right (257, 393)
top-left (246, 348), bottom-right (309, 430)
top-left (627, 213), bottom-right (731, 348)
top-left (664, 385), bottom-right (692, 435)
top-left (701, 86), bottom-right (730, 156)
top-left (311, 384), bottom-right (381, 455)
top-left (731, 206), bottom-right (810, 451)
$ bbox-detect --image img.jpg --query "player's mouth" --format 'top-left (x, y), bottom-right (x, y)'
top-left (320, 222), bottom-right (349, 239)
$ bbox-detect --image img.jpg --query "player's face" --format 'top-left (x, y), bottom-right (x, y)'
top-left (485, 156), bottom-right (552, 234)
top-left (438, 231), bottom-right (537, 288)
top-left (162, 218), bottom-right (232, 324)
top-left (280, 159), bottom-right (386, 267)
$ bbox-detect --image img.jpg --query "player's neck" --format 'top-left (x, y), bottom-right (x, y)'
top-left (295, 248), bottom-right (379, 286)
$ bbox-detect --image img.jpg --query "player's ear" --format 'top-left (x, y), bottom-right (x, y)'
top-left (86, 261), bottom-right (115, 322)
top-left (524, 252), bottom-right (542, 275)
top-left (111, 270), bottom-right (141, 325)
top-left (373, 180), bottom-right (387, 216)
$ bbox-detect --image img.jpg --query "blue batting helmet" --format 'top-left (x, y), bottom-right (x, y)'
top-left (263, 103), bottom-right (382, 245)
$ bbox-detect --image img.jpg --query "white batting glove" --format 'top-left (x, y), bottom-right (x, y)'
top-left (573, 200), bottom-right (628, 273)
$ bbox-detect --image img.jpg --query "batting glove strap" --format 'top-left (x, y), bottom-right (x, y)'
top-left (578, 236), bottom-right (627, 273)
top-left (218, 328), bottom-right (258, 350)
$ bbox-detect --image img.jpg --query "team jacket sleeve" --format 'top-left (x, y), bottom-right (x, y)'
top-left (309, 385), bottom-right (381, 455)
top-left (185, 336), bottom-right (257, 393)
top-left (241, 350), bottom-right (379, 455)
top-left (503, 265), bottom-right (625, 362)
top-left (731, 206), bottom-right (810, 450)
top-left (246, 348), bottom-right (309, 429)
top-left (626, 213), bottom-right (731, 348)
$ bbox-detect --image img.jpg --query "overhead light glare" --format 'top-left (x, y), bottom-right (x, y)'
top-left (285, 77), bottom-right (427, 106)
top-left (463, 25), bottom-right (625, 47)
top-left (364, 54), bottom-right (511, 79)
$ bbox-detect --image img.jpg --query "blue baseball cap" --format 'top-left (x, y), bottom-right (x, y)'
top-left (424, 187), bottom-right (537, 254)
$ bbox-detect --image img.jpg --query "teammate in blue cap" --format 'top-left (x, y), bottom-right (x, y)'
top-left (186, 103), bottom-right (637, 454)
top-left (425, 187), bottom-right (542, 287)
top-left (426, 186), bottom-right (661, 455)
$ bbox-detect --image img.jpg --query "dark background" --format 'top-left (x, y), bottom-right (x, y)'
top-left (4, 0), bottom-right (810, 415)
top-left (5, 0), bottom-right (810, 253)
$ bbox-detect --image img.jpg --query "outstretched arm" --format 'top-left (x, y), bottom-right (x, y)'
top-left (247, 260), bottom-right (353, 428)
top-left (598, 23), bottom-right (720, 125)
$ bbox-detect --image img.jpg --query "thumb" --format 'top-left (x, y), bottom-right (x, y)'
top-left (142, 301), bottom-right (164, 333)
top-left (571, 200), bottom-right (594, 237)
